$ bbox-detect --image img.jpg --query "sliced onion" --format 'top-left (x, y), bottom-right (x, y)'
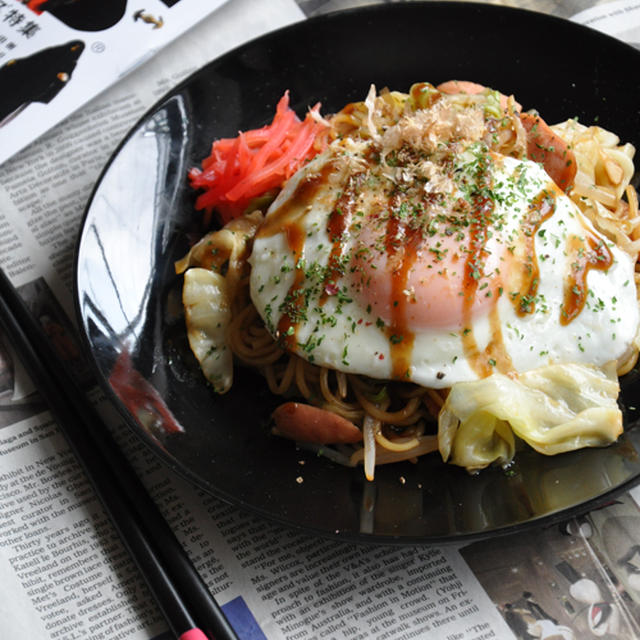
top-left (362, 415), bottom-right (379, 481)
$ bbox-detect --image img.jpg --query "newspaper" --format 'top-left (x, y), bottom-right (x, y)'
top-left (572, 0), bottom-right (640, 46)
top-left (1, 0), bottom-right (640, 639)
top-left (0, 0), bottom-right (230, 166)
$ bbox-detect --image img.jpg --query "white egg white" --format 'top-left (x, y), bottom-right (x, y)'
top-left (249, 138), bottom-right (638, 389)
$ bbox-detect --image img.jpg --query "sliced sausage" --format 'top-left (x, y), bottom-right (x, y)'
top-left (520, 111), bottom-right (577, 191)
top-left (272, 402), bottom-right (363, 444)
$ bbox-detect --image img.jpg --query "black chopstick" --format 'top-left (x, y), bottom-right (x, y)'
top-left (0, 268), bottom-right (238, 640)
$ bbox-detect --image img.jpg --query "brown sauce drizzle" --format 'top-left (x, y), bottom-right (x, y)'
top-left (507, 182), bottom-right (613, 327)
top-left (267, 163), bottom-right (337, 349)
top-left (487, 304), bottom-right (514, 371)
top-left (257, 163), bottom-right (335, 240)
top-left (460, 304), bottom-right (514, 377)
top-left (277, 224), bottom-right (306, 351)
top-left (384, 194), bottom-right (418, 379)
top-left (459, 155), bottom-right (502, 378)
top-left (319, 172), bottom-right (363, 305)
top-left (511, 187), bottom-right (557, 317)
top-left (561, 229), bottom-right (613, 325)
top-left (385, 195), bottom-right (423, 380)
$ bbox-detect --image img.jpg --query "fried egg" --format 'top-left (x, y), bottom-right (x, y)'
top-left (249, 118), bottom-right (638, 389)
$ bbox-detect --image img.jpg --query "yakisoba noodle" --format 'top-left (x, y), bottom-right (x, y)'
top-left (180, 82), bottom-right (640, 479)
top-left (225, 263), bottom-right (442, 479)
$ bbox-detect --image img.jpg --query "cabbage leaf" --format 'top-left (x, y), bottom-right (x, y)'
top-left (183, 268), bottom-right (233, 394)
top-left (438, 363), bottom-right (622, 472)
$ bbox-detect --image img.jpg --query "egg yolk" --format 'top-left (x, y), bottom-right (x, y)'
top-left (350, 214), bottom-right (510, 331)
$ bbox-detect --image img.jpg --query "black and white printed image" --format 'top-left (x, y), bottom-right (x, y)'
top-left (0, 332), bottom-right (45, 428)
top-left (460, 495), bottom-right (640, 640)
top-left (0, 277), bottom-right (87, 429)
top-left (22, 0), bottom-right (127, 31)
top-left (0, 40), bottom-right (84, 126)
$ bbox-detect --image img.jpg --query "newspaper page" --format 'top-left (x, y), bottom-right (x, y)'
top-left (2, 1), bottom-right (640, 640)
top-left (571, 0), bottom-right (640, 46)
top-left (0, 0), bottom-right (229, 166)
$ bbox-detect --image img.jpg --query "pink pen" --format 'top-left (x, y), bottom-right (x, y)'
top-left (180, 629), bottom-right (211, 640)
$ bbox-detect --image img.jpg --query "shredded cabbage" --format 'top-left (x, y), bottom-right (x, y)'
top-left (438, 362), bottom-right (623, 472)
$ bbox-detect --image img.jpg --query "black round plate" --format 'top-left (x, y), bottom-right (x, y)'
top-left (74, 2), bottom-right (640, 544)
